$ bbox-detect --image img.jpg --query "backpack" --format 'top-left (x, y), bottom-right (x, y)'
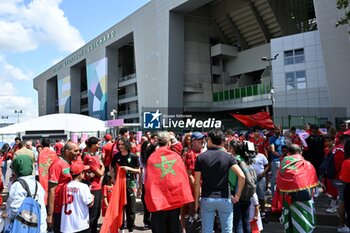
top-left (238, 160), bottom-right (257, 201)
top-left (4, 179), bottom-right (41, 233)
top-left (319, 148), bottom-right (343, 179)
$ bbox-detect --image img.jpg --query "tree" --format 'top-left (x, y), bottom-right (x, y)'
top-left (336, 0), bottom-right (350, 32)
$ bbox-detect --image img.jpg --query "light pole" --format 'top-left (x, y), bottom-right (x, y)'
top-left (14, 110), bottom-right (23, 123)
top-left (1, 116), bottom-right (8, 123)
top-left (110, 109), bottom-right (118, 120)
top-left (261, 53), bottom-right (279, 122)
top-left (110, 109), bottom-right (118, 138)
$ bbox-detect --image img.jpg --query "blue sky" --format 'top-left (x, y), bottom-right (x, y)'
top-left (0, 0), bottom-right (150, 124)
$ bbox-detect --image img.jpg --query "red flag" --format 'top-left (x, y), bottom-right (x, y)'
top-left (38, 147), bottom-right (57, 204)
top-left (276, 154), bottom-right (319, 192)
top-left (145, 147), bottom-right (194, 212)
top-left (100, 166), bottom-right (126, 233)
top-left (230, 112), bottom-right (274, 129)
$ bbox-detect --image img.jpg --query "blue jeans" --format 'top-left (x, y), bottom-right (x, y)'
top-left (270, 160), bottom-right (280, 195)
top-left (200, 198), bottom-right (233, 233)
top-left (233, 200), bottom-right (251, 233)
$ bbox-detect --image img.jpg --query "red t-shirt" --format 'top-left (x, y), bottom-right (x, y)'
top-left (84, 154), bottom-right (103, 190)
top-left (250, 136), bottom-right (266, 156)
top-left (48, 157), bottom-right (72, 213)
top-left (333, 145), bottom-right (345, 180)
top-left (184, 149), bottom-right (200, 174)
top-left (340, 159), bottom-right (350, 183)
top-left (54, 142), bottom-right (63, 156)
top-left (290, 134), bottom-right (303, 147)
top-left (102, 142), bottom-right (114, 167)
top-left (102, 184), bottom-right (114, 217)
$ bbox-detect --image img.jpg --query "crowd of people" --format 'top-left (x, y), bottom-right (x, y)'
top-left (0, 121), bottom-right (349, 233)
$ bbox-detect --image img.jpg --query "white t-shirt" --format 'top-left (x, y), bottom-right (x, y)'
top-left (252, 153), bottom-right (268, 176)
top-left (61, 180), bottom-right (93, 233)
top-left (249, 193), bottom-right (263, 231)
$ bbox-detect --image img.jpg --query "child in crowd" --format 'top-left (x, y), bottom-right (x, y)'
top-left (250, 193), bottom-right (263, 233)
top-left (102, 175), bottom-right (114, 217)
top-left (61, 161), bottom-right (94, 233)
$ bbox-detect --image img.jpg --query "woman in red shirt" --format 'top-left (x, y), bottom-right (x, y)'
top-left (340, 139), bottom-right (350, 229)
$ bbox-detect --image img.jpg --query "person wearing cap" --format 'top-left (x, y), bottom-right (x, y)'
top-left (6, 155), bottom-right (47, 233)
top-left (61, 161), bottom-right (94, 233)
top-left (47, 141), bottom-right (79, 233)
top-left (181, 131), bottom-right (206, 231)
top-left (102, 134), bottom-right (113, 175)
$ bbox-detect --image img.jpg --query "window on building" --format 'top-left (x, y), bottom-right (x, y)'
top-left (284, 48), bottom-right (305, 65)
top-left (285, 70), bottom-right (306, 90)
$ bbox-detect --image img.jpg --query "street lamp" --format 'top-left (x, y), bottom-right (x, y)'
top-left (14, 110), bottom-right (23, 123)
top-left (261, 53), bottom-right (279, 121)
top-left (1, 116), bottom-right (8, 123)
top-left (110, 109), bottom-right (118, 120)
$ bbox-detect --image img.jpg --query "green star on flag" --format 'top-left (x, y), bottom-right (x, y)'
top-left (281, 156), bottom-right (301, 174)
top-left (154, 154), bottom-right (177, 178)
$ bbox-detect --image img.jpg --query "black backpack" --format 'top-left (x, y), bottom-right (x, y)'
top-left (238, 159), bottom-right (257, 201)
top-left (319, 148), bottom-right (343, 179)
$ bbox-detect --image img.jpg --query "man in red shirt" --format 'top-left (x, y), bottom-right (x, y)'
top-left (250, 127), bottom-right (267, 157)
top-left (47, 141), bottom-right (79, 233)
top-left (83, 136), bottom-right (105, 233)
top-left (102, 134), bottom-right (113, 174)
top-left (54, 139), bottom-right (64, 156)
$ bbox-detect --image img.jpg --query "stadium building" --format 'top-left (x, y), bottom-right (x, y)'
top-left (34, 0), bottom-right (350, 129)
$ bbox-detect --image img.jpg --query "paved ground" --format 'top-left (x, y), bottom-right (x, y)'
top-left (99, 193), bottom-right (340, 232)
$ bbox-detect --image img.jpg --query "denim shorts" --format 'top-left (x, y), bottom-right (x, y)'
top-left (331, 179), bottom-right (345, 201)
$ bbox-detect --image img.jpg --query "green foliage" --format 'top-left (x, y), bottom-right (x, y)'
top-left (336, 0), bottom-right (350, 31)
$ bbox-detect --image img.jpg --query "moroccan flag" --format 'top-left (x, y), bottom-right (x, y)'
top-left (38, 147), bottom-right (57, 204)
top-left (100, 166), bottom-right (126, 233)
top-left (276, 154), bottom-right (319, 193)
top-left (145, 147), bottom-right (194, 212)
top-left (280, 198), bottom-right (316, 233)
top-left (230, 112), bottom-right (274, 129)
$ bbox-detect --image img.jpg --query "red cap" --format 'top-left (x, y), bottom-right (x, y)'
top-left (70, 161), bottom-right (90, 176)
top-left (104, 134), bottom-right (112, 140)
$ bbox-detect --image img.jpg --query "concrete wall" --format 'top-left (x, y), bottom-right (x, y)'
top-left (271, 31), bottom-right (331, 118)
top-left (313, 0), bottom-right (350, 117)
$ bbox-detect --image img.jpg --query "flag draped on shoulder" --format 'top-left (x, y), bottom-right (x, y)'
top-left (277, 154), bottom-right (318, 193)
top-left (100, 166), bottom-right (126, 233)
top-left (38, 147), bottom-right (57, 204)
top-left (145, 147), bottom-right (194, 212)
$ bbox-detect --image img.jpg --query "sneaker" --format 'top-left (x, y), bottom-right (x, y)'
top-left (337, 226), bottom-right (350, 233)
top-left (326, 207), bottom-right (337, 213)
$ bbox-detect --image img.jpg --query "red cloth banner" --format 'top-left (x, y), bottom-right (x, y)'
top-left (38, 147), bottom-right (57, 204)
top-left (100, 166), bottom-right (127, 233)
top-left (276, 154), bottom-right (319, 192)
top-left (230, 112), bottom-right (274, 129)
top-left (145, 147), bottom-right (194, 212)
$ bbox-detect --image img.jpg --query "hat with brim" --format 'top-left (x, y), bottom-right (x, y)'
top-left (70, 161), bottom-right (90, 176)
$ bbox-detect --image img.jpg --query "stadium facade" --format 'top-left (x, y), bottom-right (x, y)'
top-left (34, 0), bottom-right (350, 129)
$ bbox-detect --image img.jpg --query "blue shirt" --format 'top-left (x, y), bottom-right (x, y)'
top-left (269, 135), bottom-right (286, 161)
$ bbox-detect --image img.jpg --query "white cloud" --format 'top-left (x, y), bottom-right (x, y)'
top-left (0, 95), bottom-right (38, 123)
top-left (0, 55), bottom-right (31, 81)
top-left (0, 82), bottom-right (18, 96)
top-left (0, 0), bottom-right (85, 53)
